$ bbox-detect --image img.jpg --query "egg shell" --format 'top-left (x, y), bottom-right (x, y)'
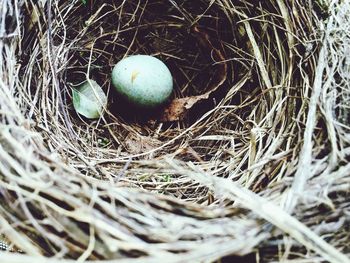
top-left (111, 55), bottom-right (173, 108)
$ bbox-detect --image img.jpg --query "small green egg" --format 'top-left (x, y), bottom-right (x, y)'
top-left (111, 55), bottom-right (173, 108)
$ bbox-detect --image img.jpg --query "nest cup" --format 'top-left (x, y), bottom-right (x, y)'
top-left (4, 0), bottom-right (344, 261)
top-left (42, 0), bottom-right (275, 159)
top-left (65, 1), bottom-right (254, 143)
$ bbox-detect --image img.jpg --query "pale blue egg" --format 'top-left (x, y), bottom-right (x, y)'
top-left (111, 55), bottom-right (173, 108)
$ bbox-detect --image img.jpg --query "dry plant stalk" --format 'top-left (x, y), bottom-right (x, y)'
top-left (0, 0), bottom-right (349, 262)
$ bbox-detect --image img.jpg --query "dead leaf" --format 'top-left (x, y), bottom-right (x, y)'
top-left (124, 133), bottom-right (161, 155)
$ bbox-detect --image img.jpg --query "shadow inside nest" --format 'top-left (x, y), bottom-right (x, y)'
top-left (60, 0), bottom-right (251, 126)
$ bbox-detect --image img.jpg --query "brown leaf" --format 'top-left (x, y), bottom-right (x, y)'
top-left (160, 95), bottom-right (206, 122)
top-left (124, 133), bottom-right (161, 155)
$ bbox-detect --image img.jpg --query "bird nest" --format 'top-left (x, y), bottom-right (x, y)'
top-left (0, 0), bottom-right (349, 262)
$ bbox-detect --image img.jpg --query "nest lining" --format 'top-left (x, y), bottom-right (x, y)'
top-left (55, 0), bottom-right (300, 165)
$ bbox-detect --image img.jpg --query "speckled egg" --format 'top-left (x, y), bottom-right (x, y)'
top-left (111, 55), bottom-right (173, 108)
